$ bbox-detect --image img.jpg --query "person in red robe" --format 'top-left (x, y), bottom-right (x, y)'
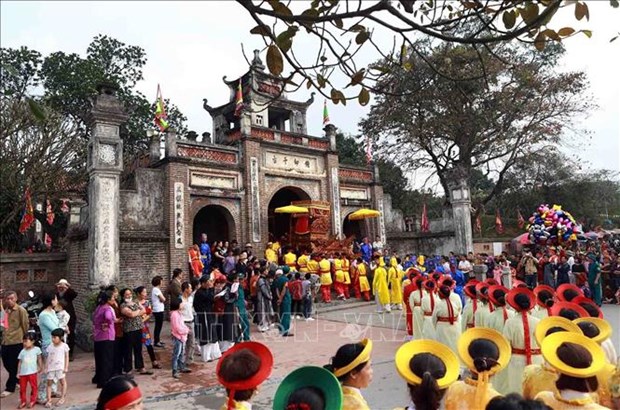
top-left (402, 271), bottom-right (418, 341)
top-left (188, 245), bottom-right (204, 278)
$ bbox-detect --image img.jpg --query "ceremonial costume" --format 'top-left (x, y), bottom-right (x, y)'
top-left (575, 317), bottom-right (618, 370)
top-left (473, 282), bottom-right (494, 328)
top-left (274, 366), bottom-right (343, 410)
top-left (188, 246), bottom-right (204, 278)
top-left (373, 259), bottom-right (390, 313)
top-left (265, 244), bottom-right (278, 264)
top-left (360, 242), bottom-right (372, 263)
top-left (394, 339), bottom-right (459, 410)
top-left (503, 288), bottom-right (542, 394)
top-left (283, 251), bottom-right (297, 272)
top-left (216, 342), bottom-right (273, 410)
top-left (522, 316), bottom-right (584, 400)
top-left (444, 328), bottom-right (510, 410)
top-left (432, 288), bottom-right (462, 354)
top-left (409, 279), bottom-right (425, 340)
top-left (486, 285), bottom-right (514, 394)
top-left (342, 386), bottom-right (371, 410)
top-left (402, 277), bottom-right (417, 339)
top-left (461, 281), bottom-right (479, 331)
top-left (199, 240), bottom-right (212, 275)
top-left (332, 339), bottom-right (373, 410)
top-left (421, 281), bottom-right (437, 339)
top-left (533, 285), bottom-right (555, 320)
top-left (334, 257), bottom-right (346, 299)
top-left (319, 256), bottom-right (333, 303)
top-left (342, 257), bottom-right (351, 299)
top-left (534, 332), bottom-right (609, 410)
top-left (388, 260), bottom-right (404, 309)
top-left (297, 253), bottom-right (309, 273)
top-left (357, 262), bottom-right (371, 301)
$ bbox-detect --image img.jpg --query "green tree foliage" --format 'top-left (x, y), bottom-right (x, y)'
top-left (237, 0), bottom-right (607, 102)
top-left (360, 40), bottom-right (591, 210)
top-left (0, 36), bottom-right (188, 250)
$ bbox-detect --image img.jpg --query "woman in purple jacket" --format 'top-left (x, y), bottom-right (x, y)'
top-left (93, 289), bottom-right (117, 389)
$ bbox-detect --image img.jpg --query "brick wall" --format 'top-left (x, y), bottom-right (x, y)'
top-left (0, 253), bottom-right (68, 300)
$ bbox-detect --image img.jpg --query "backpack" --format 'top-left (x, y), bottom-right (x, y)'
top-left (289, 280), bottom-right (303, 301)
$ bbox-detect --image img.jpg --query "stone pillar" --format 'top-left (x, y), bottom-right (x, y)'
top-left (87, 83), bottom-right (128, 286)
top-left (447, 177), bottom-right (474, 254)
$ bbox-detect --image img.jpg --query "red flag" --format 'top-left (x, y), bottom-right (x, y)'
top-left (495, 209), bottom-right (505, 234)
top-left (517, 210), bottom-right (525, 229)
top-left (19, 188), bottom-right (35, 233)
top-left (420, 203), bottom-right (430, 233)
top-left (475, 214), bottom-right (482, 234)
top-left (234, 80), bottom-right (244, 117)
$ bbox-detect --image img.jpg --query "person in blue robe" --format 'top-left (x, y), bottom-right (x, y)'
top-left (199, 233), bottom-right (212, 275)
top-left (360, 237), bottom-right (372, 263)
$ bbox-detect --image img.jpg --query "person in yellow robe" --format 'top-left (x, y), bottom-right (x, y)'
top-left (306, 253), bottom-right (319, 276)
top-left (283, 248), bottom-right (297, 272)
top-left (522, 316), bottom-right (584, 400)
top-left (342, 255), bottom-right (352, 299)
top-left (535, 332), bottom-right (610, 409)
top-left (421, 279), bottom-right (437, 340)
top-left (334, 253), bottom-right (347, 299)
top-left (318, 253), bottom-right (332, 303)
top-left (473, 282), bottom-right (494, 328)
top-left (372, 257), bottom-right (390, 313)
top-left (325, 339), bottom-right (373, 410)
top-left (432, 278), bottom-right (462, 355)
top-left (264, 242), bottom-right (278, 265)
top-left (393, 339), bottom-right (460, 410)
top-left (503, 287), bottom-right (543, 394)
top-left (297, 249), bottom-right (309, 274)
top-left (388, 258), bottom-right (404, 310)
top-left (416, 254), bottom-right (426, 273)
top-left (216, 342), bottom-right (273, 410)
top-left (409, 276), bottom-right (425, 340)
top-left (444, 328), bottom-right (511, 410)
top-left (461, 281), bottom-right (479, 331)
top-left (575, 317), bottom-right (616, 407)
top-left (356, 259), bottom-right (371, 301)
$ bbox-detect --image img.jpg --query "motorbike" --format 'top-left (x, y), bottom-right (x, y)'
top-left (20, 290), bottom-right (43, 346)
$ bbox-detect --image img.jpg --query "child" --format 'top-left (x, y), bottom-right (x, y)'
top-left (55, 300), bottom-right (71, 344)
top-left (17, 333), bottom-right (42, 409)
top-left (169, 299), bottom-right (191, 379)
top-left (45, 328), bottom-right (69, 407)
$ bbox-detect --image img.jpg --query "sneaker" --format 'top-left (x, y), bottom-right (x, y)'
top-left (154, 342), bottom-right (165, 348)
top-left (296, 315), bottom-right (302, 319)
top-left (305, 317), bottom-right (315, 321)
top-left (172, 372), bottom-right (180, 379)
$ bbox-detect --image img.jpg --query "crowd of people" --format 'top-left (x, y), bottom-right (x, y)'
top-left (1, 231), bottom-right (619, 409)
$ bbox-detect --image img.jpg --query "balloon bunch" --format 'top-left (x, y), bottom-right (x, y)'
top-left (527, 204), bottom-right (579, 245)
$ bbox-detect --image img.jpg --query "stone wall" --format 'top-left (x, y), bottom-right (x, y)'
top-left (0, 253), bottom-right (67, 300)
top-left (120, 168), bottom-right (165, 230)
top-left (387, 230), bottom-right (457, 256)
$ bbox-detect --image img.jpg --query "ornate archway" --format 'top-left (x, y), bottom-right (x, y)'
top-left (192, 205), bottom-right (236, 244)
top-left (267, 186), bottom-right (311, 242)
top-left (343, 211), bottom-right (365, 241)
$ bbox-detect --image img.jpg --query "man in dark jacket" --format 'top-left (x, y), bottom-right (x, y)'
top-left (56, 279), bottom-right (78, 360)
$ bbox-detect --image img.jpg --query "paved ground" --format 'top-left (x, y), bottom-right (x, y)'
top-left (1, 301), bottom-right (618, 410)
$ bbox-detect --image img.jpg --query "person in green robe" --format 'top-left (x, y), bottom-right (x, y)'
top-left (275, 268), bottom-right (294, 337)
top-left (235, 273), bottom-right (251, 342)
top-left (587, 253), bottom-right (602, 306)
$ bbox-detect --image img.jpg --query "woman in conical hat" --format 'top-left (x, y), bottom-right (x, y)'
top-left (393, 340), bottom-right (460, 410)
top-left (409, 276), bottom-right (426, 340)
top-left (432, 278), bottom-right (462, 355)
top-left (502, 287), bottom-right (543, 394)
top-left (444, 328), bottom-right (511, 410)
top-left (421, 279), bottom-right (437, 340)
top-left (534, 332), bottom-right (609, 409)
top-left (522, 316), bottom-right (583, 400)
top-left (324, 339), bottom-right (373, 410)
top-left (461, 280), bottom-right (479, 331)
top-left (216, 342), bottom-right (273, 410)
top-left (533, 285), bottom-right (556, 320)
top-left (273, 366), bottom-right (343, 410)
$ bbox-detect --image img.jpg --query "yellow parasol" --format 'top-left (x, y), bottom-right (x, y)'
top-left (274, 205), bottom-right (309, 214)
top-left (348, 208), bottom-right (381, 220)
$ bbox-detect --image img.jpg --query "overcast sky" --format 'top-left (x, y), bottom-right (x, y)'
top-left (2, 1), bottom-right (618, 188)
